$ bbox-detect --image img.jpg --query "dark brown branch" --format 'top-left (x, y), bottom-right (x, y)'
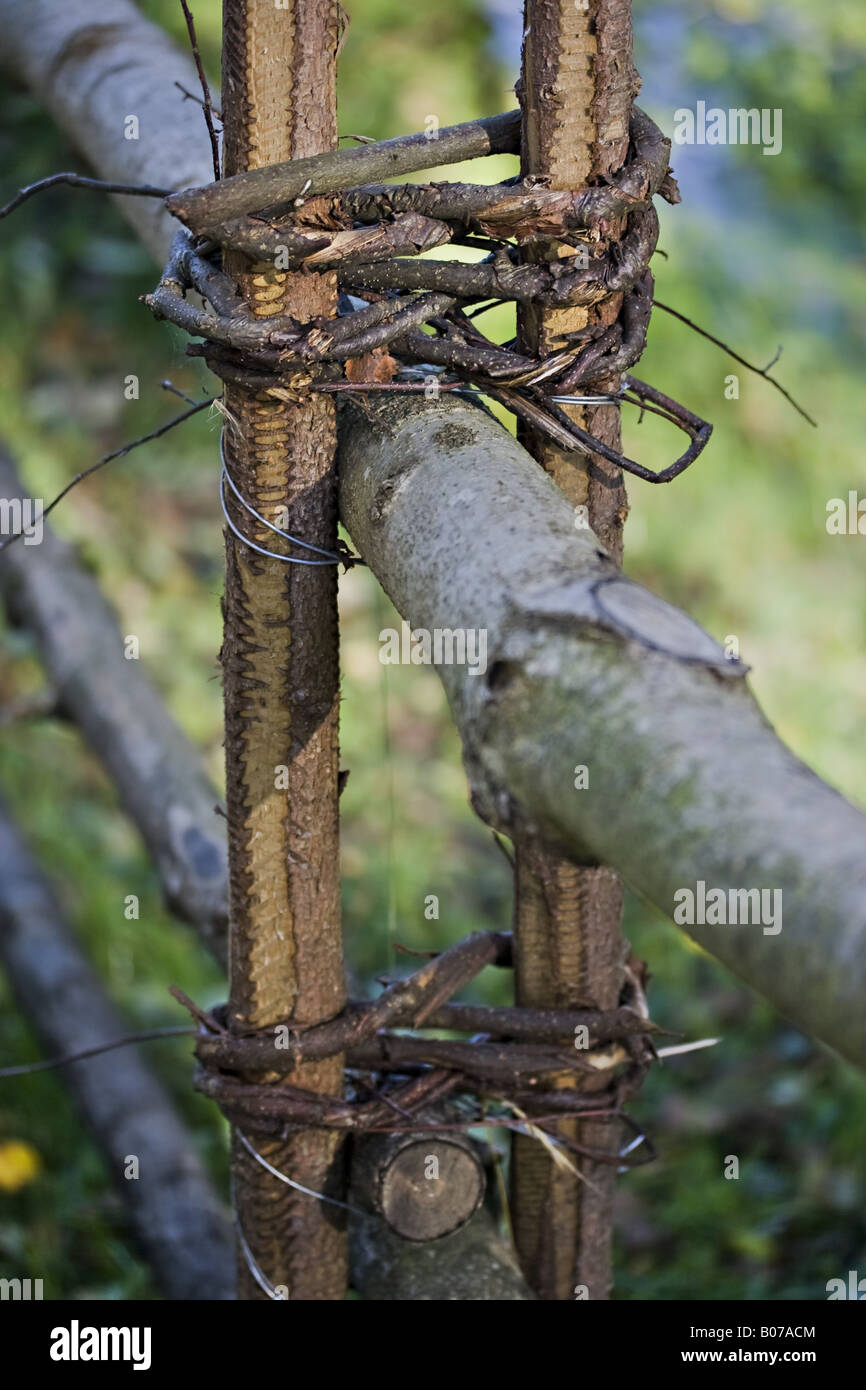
top-left (654, 300), bottom-right (817, 427)
top-left (215, 104), bottom-right (672, 260)
top-left (194, 1066), bottom-right (624, 1132)
top-left (394, 329), bottom-right (536, 381)
top-left (483, 372), bottom-right (712, 485)
top-left (342, 206), bottom-right (658, 308)
top-left (555, 270), bottom-right (654, 391)
top-left (191, 930), bottom-right (512, 1068)
top-left (332, 292), bottom-right (456, 359)
top-left (345, 1034), bottom-right (609, 1083)
top-left (167, 109), bottom-right (523, 238)
top-left (419, 1000), bottom-right (659, 1044)
top-left (0, 172), bottom-right (170, 221)
top-left (224, 209), bottom-right (453, 268)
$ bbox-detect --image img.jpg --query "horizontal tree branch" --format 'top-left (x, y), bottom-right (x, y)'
top-left (218, 105), bottom-right (673, 262)
top-left (342, 205), bottom-right (658, 308)
top-left (167, 110), bottom-right (522, 240)
top-left (349, 1203), bottom-right (535, 1300)
top-left (337, 392), bottom-right (866, 1073)
top-left (0, 800), bottom-right (233, 1299)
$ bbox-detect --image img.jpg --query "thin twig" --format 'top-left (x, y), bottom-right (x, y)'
top-left (0, 173), bottom-right (170, 221)
top-left (174, 81), bottom-right (222, 121)
top-left (0, 398), bottom-right (215, 554)
top-left (161, 377), bottom-right (206, 407)
top-left (168, 984), bottom-right (226, 1034)
top-left (654, 300), bottom-right (817, 427)
top-left (178, 0), bottom-right (221, 181)
top-left (0, 1027), bottom-right (194, 1078)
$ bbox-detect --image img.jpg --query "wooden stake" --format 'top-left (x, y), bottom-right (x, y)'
top-left (511, 0), bottom-right (639, 1301)
top-left (220, 0), bottom-right (346, 1301)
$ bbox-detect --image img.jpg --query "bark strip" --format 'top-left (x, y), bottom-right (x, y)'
top-left (220, 0), bottom-right (346, 1301)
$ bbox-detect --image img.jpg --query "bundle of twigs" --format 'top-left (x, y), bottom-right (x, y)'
top-left (145, 105), bottom-right (712, 485)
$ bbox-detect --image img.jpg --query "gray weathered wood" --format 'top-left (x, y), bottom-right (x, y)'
top-left (338, 392), bottom-right (866, 1072)
top-left (0, 446), bottom-right (228, 964)
top-left (352, 1129), bottom-right (485, 1241)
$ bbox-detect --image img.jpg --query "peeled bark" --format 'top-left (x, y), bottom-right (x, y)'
top-left (510, 0), bottom-right (638, 1300)
top-left (337, 392), bottom-right (866, 1074)
top-left (219, 0), bottom-right (347, 1302)
top-left (0, 801), bottom-right (233, 1300)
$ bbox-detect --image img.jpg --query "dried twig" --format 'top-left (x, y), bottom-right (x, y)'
top-left (0, 1026), bottom-right (194, 1077)
top-left (174, 81), bottom-right (222, 121)
top-left (0, 397), bottom-right (214, 553)
top-left (654, 300), bottom-right (816, 427)
top-left (0, 173), bottom-right (170, 220)
top-left (178, 0), bottom-right (221, 181)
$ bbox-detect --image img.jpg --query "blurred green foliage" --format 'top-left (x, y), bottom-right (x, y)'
top-left (0, 0), bottom-right (864, 1300)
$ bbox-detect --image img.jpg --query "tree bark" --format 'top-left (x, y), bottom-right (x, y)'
top-left (219, 0), bottom-right (347, 1301)
top-left (0, 801), bottom-right (233, 1300)
top-left (509, 0), bottom-right (638, 1300)
top-left (349, 1205), bottom-right (536, 1301)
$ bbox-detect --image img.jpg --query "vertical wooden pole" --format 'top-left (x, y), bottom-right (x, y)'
top-left (220, 0), bottom-right (347, 1300)
top-left (511, 0), bottom-right (638, 1301)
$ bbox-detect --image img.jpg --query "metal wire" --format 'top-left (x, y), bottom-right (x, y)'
top-left (231, 1174), bottom-right (286, 1300)
top-left (237, 1129), bottom-right (367, 1217)
top-left (219, 429), bottom-right (350, 567)
top-left (219, 431), bottom-right (342, 560)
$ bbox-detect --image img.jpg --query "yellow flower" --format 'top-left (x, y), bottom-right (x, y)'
top-left (0, 1140), bottom-right (42, 1193)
